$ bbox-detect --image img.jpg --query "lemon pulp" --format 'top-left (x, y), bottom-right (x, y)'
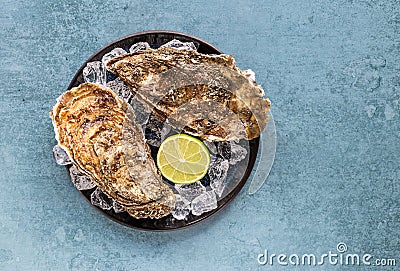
top-left (157, 134), bottom-right (210, 184)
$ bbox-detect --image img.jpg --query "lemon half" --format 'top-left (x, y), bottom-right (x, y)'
top-left (157, 134), bottom-right (210, 184)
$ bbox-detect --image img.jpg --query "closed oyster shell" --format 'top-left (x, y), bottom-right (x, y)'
top-left (50, 82), bottom-right (175, 219)
top-left (106, 47), bottom-right (270, 141)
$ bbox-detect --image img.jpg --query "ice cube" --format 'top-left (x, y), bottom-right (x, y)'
top-left (200, 154), bottom-right (217, 187)
top-left (129, 96), bottom-right (151, 125)
top-left (52, 145), bottom-right (72, 165)
top-left (243, 69), bottom-right (256, 82)
top-left (106, 77), bottom-right (132, 102)
top-left (171, 195), bottom-right (190, 220)
top-left (161, 39), bottom-right (196, 51)
top-left (90, 188), bottom-right (113, 210)
top-left (209, 154), bottom-right (218, 164)
top-left (229, 141), bottom-right (248, 165)
top-left (200, 174), bottom-right (211, 187)
top-left (144, 115), bottom-right (171, 147)
top-left (208, 158), bottom-right (229, 197)
top-left (129, 42), bottom-right (150, 53)
top-left (191, 190), bottom-right (218, 216)
top-left (112, 200), bottom-right (125, 213)
top-left (82, 61), bottom-right (106, 86)
top-left (202, 140), bottom-right (217, 154)
top-left (101, 48), bottom-right (127, 66)
top-left (216, 141), bottom-right (231, 160)
top-left (175, 182), bottom-right (206, 202)
top-left (160, 123), bottom-right (171, 142)
top-left (69, 165), bottom-right (96, 190)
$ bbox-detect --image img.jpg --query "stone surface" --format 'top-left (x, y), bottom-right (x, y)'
top-left (0, 0), bottom-right (399, 270)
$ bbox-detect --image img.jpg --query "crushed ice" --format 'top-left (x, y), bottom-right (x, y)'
top-left (130, 96), bottom-right (151, 125)
top-left (202, 140), bottom-right (217, 154)
top-left (216, 141), bottom-right (231, 160)
top-left (106, 77), bottom-right (132, 102)
top-left (229, 141), bottom-right (248, 165)
top-left (129, 42), bottom-right (150, 53)
top-left (171, 195), bottom-right (191, 220)
top-left (191, 191), bottom-right (218, 216)
top-left (101, 48), bottom-right (127, 66)
top-left (214, 141), bottom-right (248, 165)
top-left (208, 157), bottom-right (230, 197)
top-left (53, 145), bottom-right (72, 165)
top-left (112, 200), bottom-right (126, 213)
top-left (82, 61), bottom-right (106, 86)
top-left (144, 114), bottom-right (171, 147)
top-left (69, 165), bottom-right (96, 190)
top-left (90, 187), bottom-right (113, 210)
top-left (175, 182), bottom-right (206, 202)
top-left (161, 39), bottom-right (196, 50)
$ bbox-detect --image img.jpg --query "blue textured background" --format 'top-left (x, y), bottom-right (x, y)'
top-left (1, 0), bottom-right (399, 270)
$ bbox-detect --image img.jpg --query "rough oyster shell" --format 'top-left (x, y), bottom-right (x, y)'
top-left (50, 82), bottom-right (175, 219)
top-left (106, 47), bottom-right (270, 141)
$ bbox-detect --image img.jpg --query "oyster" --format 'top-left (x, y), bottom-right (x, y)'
top-left (106, 47), bottom-right (270, 141)
top-left (50, 82), bottom-right (175, 219)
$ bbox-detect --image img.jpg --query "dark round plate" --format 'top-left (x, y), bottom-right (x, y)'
top-left (67, 30), bottom-right (259, 231)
